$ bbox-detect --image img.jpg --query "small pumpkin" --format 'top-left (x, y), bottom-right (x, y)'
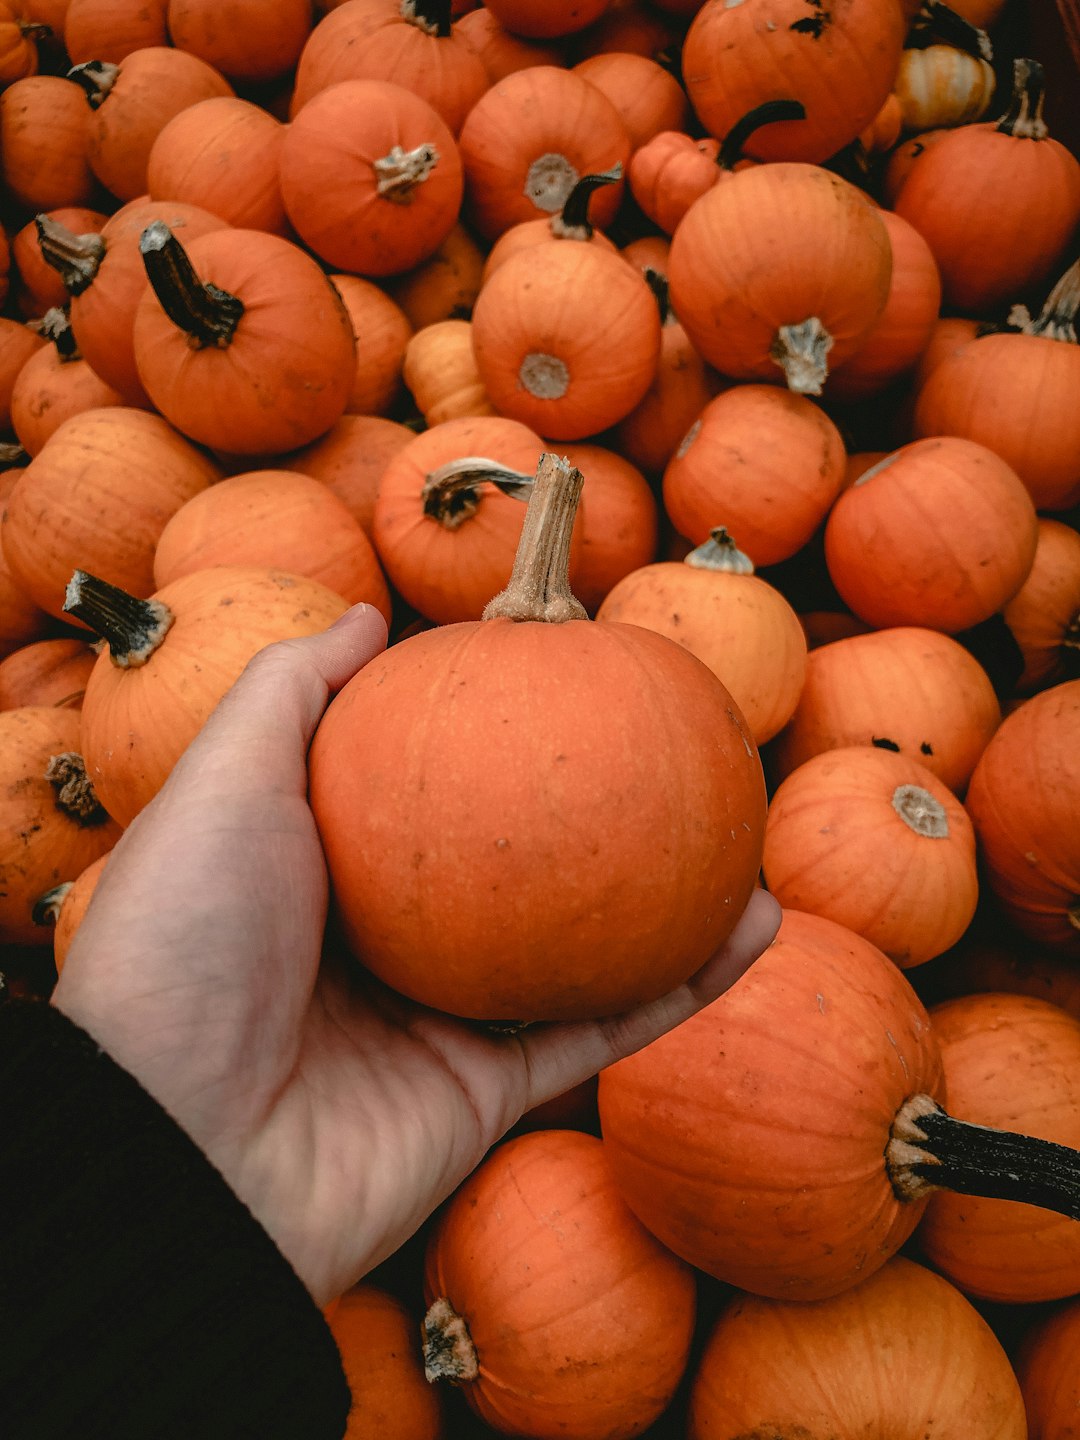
top-left (893, 43), bottom-right (995, 131)
top-left (556, 440), bottom-right (658, 615)
top-left (480, 0), bottom-right (609, 39)
top-left (37, 848), bottom-right (109, 973)
top-left (402, 317), bottom-right (495, 426)
top-left (1002, 518), bottom-right (1080, 693)
top-left (328, 1284), bottom-right (444, 1440)
top-left (1014, 1295), bottom-right (1080, 1439)
top-left (385, 221), bottom-right (485, 331)
top-left (480, 165), bottom-right (622, 283)
top-left (0, 635), bottom-right (96, 711)
top-left (455, 6), bottom-right (563, 83)
top-left (329, 274), bottom-right (413, 418)
top-left (278, 413), bottom-right (414, 538)
top-left (165, 0), bottom-right (313, 83)
top-left (571, 49), bottom-right (688, 150)
top-left (10, 307), bottom-right (126, 456)
top-left (0, 73), bottom-right (97, 211)
top-left (63, 0), bottom-right (169, 63)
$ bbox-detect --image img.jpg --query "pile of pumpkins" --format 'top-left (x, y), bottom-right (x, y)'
top-left (2, 0), bottom-right (1080, 1434)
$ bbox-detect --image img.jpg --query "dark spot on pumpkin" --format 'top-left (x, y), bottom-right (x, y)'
top-left (920, 741), bottom-right (934, 755)
top-left (790, 0), bottom-right (830, 37)
top-left (872, 736), bottom-right (901, 752)
top-left (219, 596), bottom-right (234, 606)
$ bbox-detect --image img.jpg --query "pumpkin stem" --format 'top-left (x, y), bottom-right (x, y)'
top-left (32, 881), bottom-right (72, 929)
top-left (421, 456), bottom-right (535, 529)
top-left (63, 570), bottom-right (174, 669)
top-left (718, 98), bottom-right (807, 170)
top-left (996, 58), bottom-right (1049, 140)
top-left (32, 306), bottom-right (80, 361)
top-left (35, 214), bottom-right (106, 296)
top-left (887, 1092), bottom-right (1080, 1216)
top-left (401, 0), bottom-right (452, 36)
top-left (482, 452), bottom-right (587, 624)
top-left (643, 267), bottom-right (671, 325)
top-left (1068, 901), bottom-right (1080, 932)
top-left (908, 0), bottom-right (993, 61)
top-left (685, 527), bottom-right (755, 574)
top-left (44, 752), bottom-right (109, 826)
top-left (891, 785), bottom-right (949, 838)
top-left (139, 222), bottom-right (244, 349)
top-left (0, 441), bottom-right (29, 468)
top-left (770, 317), bottom-right (834, 395)
top-left (18, 20), bottom-right (53, 41)
top-left (550, 164), bottom-right (622, 240)
top-left (374, 144), bottom-right (440, 202)
top-left (1063, 611), bottom-right (1080, 652)
top-left (1022, 259), bottom-right (1080, 343)
top-left (67, 59), bottom-right (120, 108)
top-left (422, 1298), bottom-right (480, 1385)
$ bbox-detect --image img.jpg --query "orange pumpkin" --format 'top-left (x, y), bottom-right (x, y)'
top-left (2, 407), bottom-right (221, 622)
top-left (71, 566), bottom-right (350, 827)
top-left (0, 73), bottom-right (97, 210)
top-left (10, 310), bottom-right (126, 456)
top-left (963, 680), bottom-right (1080, 954)
top-left (0, 636), bottom-right (96, 711)
top-left (597, 528), bottom-right (807, 745)
top-left (311, 453), bottom-right (766, 1022)
top-left (385, 221), bottom-right (485, 331)
top-left (455, 6), bottom-right (563, 82)
top-left (0, 706), bottom-right (120, 944)
top-left (328, 1285), bottom-right (444, 1440)
top-left (823, 437), bottom-right (1038, 634)
top-left (688, 1258), bottom-right (1026, 1440)
top-left (457, 64), bottom-right (630, 238)
top-left (0, 317), bottom-right (48, 432)
top-left (1014, 1295), bottom-right (1080, 1439)
top-left (132, 225), bottom-right (356, 455)
top-left (0, 470), bottom-right (51, 661)
top-left (762, 746), bottom-right (978, 967)
top-left (165, 0), bottom-right (313, 82)
top-left (328, 274), bottom-right (412, 418)
top-left (1002, 518), bottom-right (1080, 693)
top-left (278, 413), bottom-right (414, 538)
top-left (662, 384), bottom-right (846, 568)
top-left (668, 163), bottom-right (893, 393)
top-left (480, 165), bottom-right (622, 284)
top-left (556, 440), bottom-right (658, 615)
top-left (63, 0), bottom-right (168, 62)
top-left (480, 0), bottom-right (609, 38)
top-left (280, 80), bottom-right (463, 278)
top-left (770, 626), bottom-right (1001, 795)
top-left (42, 848), bottom-right (109, 973)
top-left (471, 239), bottom-right (660, 439)
top-left (681, 0), bottom-right (905, 163)
top-left (153, 470), bottom-right (392, 620)
top-left (913, 259), bottom-right (1080, 512)
top-left (918, 992), bottom-right (1080, 1301)
top-left (401, 317), bottom-right (494, 426)
top-left (423, 1129), bottom-right (696, 1439)
top-left (571, 50), bottom-right (688, 150)
top-left (0, 0), bottom-right (49, 82)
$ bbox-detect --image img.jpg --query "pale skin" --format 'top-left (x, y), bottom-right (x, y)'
top-left (52, 604), bottom-right (781, 1307)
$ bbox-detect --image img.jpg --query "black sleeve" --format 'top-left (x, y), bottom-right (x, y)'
top-left (0, 1000), bottom-right (350, 1440)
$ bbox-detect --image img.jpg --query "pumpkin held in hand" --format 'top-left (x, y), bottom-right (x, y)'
top-left (309, 453), bottom-right (766, 1023)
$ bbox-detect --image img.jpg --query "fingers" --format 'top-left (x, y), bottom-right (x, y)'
top-left (515, 889), bottom-right (782, 1111)
top-left (158, 603), bottom-right (388, 802)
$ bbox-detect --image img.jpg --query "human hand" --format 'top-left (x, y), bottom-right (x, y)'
top-left (52, 606), bottom-right (781, 1307)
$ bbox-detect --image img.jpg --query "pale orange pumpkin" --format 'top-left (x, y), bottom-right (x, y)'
top-left (597, 528), bottom-right (807, 745)
top-left (165, 0), bottom-right (313, 83)
top-left (762, 746), bottom-right (978, 967)
top-left (402, 317), bottom-right (494, 427)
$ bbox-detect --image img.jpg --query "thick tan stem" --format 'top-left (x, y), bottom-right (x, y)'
top-left (1024, 259), bottom-right (1080, 343)
top-left (997, 57), bottom-right (1049, 139)
top-left (482, 453), bottom-right (587, 624)
top-left (45, 753), bottom-right (109, 826)
top-left (63, 570), bottom-right (174, 669)
top-left (769, 318), bottom-right (833, 395)
top-left (422, 1298), bottom-right (479, 1384)
top-left (35, 214), bottom-right (106, 296)
top-left (421, 457), bottom-right (534, 529)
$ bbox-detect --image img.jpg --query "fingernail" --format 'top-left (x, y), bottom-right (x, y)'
top-left (328, 603), bottom-right (373, 631)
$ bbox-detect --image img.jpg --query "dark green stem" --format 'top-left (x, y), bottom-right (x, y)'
top-left (67, 59), bottom-right (120, 109)
top-left (139, 222), bottom-right (244, 349)
top-left (402, 0), bottom-right (452, 38)
top-left (552, 164), bottom-right (623, 239)
top-left (643, 267), bottom-right (671, 325)
top-left (718, 99), bottom-right (806, 170)
top-left (997, 57), bottom-right (1049, 139)
top-left (908, 0), bottom-right (993, 61)
top-left (35, 307), bottom-right (80, 361)
top-left (1024, 259), bottom-right (1080, 343)
top-left (63, 570), bottom-right (174, 669)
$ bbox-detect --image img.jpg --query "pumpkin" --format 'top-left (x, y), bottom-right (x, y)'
top-left (963, 679), bottom-right (1080, 955)
top-left (918, 992), bottom-right (1080, 1301)
top-left (290, 0), bottom-right (487, 135)
top-left (1002, 519), bottom-right (1080, 693)
top-left (556, 441), bottom-right (658, 615)
top-left (278, 413), bottom-right (414, 538)
top-left (70, 566), bottom-right (350, 827)
top-left (35, 199), bottom-right (229, 408)
top-left (385, 221), bottom-right (485, 331)
top-left (63, 0), bottom-right (168, 62)
top-left (310, 453), bottom-right (766, 1022)
top-left (597, 528), bottom-right (807, 745)
top-left (688, 1258), bottom-right (1026, 1440)
top-left (457, 64), bottom-right (630, 239)
top-left (681, 0), bottom-right (906, 164)
top-left (612, 269), bottom-right (717, 477)
top-left (165, 0), bottom-right (312, 82)
top-left (10, 308), bottom-right (126, 456)
top-left (571, 50), bottom-right (688, 150)
top-left (0, 636), bottom-right (96, 711)
top-left (569, 2), bottom-right (677, 62)
top-left (153, 470), bottom-right (392, 620)
top-left (823, 209), bottom-right (942, 402)
top-left (0, 317), bottom-right (48, 432)
top-left (279, 79), bottom-right (463, 278)
top-left (662, 384), bottom-right (846, 568)
top-left (762, 746), bottom-right (978, 967)
top-left (69, 46), bottom-right (234, 203)
top-left (9, 206), bottom-right (108, 318)
top-left (2, 407), bottom-right (221, 622)
top-left (0, 706), bottom-right (120, 944)
top-left (480, 0), bottom-right (609, 38)
top-left (912, 259), bottom-right (1080, 512)
top-left (857, 91), bottom-right (902, 153)
top-left (892, 58), bottom-right (1080, 314)
top-left (371, 414), bottom-right (547, 624)
top-left (329, 1285), bottom-right (444, 1440)
top-left (132, 224), bottom-right (356, 455)
top-left (667, 163), bottom-right (893, 394)
top-left (146, 96), bottom-right (288, 236)
top-left (328, 274), bottom-right (412, 418)
top-left (770, 626), bottom-right (1001, 795)
top-left (402, 317), bottom-right (495, 426)
top-left (38, 848), bottom-right (108, 973)
top-left (0, 470), bottom-right (51, 661)
top-left (599, 906), bottom-right (1080, 1301)
top-left (455, 6), bottom-right (563, 82)
top-left (480, 165), bottom-right (622, 284)
top-left (823, 437), bottom-right (1038, 634)
top-left (1014, 1296), bottom-right (1080, 1439)
top-left (0, 0), bottom-right (49, 82)
top-left (470, 239), bottom-right (660, 439)
top-left (882, 127), bottom-right (949, 206)
top-left (422, 1129), bottom-right (696, 1439)
top-left (0, 74), bottom-right (97, 210)
top-left (893, 44), bottom-right (995, 131)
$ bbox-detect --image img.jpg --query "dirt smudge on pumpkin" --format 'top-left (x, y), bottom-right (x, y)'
top-left (789, 0), bottom-right (831, 37)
